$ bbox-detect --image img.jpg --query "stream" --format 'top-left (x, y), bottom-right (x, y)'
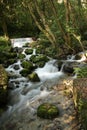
top-left (0, 38), bottom-right (86, 130)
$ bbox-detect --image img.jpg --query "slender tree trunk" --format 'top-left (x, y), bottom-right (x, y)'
top-left (49, 0), bottom-right (73, 50)
top-left (27, 3), bottom-right (56, 46)
top-left (64, 0), bottom-right (71, 47)
top-left (2, 17), bottom-right (8, 38)
top-left (34, 0), bottom-right (57, 48)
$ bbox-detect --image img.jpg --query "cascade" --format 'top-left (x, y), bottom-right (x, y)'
top-left (0, 38), bottom-right (65, 124)
top-left (0, 38), bottom-right (86, 125)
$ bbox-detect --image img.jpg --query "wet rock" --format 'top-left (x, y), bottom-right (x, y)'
top-left (62, 62), bottom-right (74, 73)
top-left (75, 53), bottom-right (84, 60)
top-left (13, 65), bottom-right (20, 70)
top-left (18, 48), bottom-right (23, 53)
top-left (37, 103), bottom-right (59, 119)
top-left (30, 54), bottom-right (49, 63)
top-left (57, 60), bottom-right (64, 71)
top-left (20, 69), bottom-right (32, 77)
top-left (28, 72), bottom-right (40, 82)
top-left (25, 48), bottom-right (33, 55)
top-left (21, 61), bottom-right (34, 70)
top-left (21, 86), bottom-right (31, 95)
top-left (36, 61), bottom-right (46, 68)
top-left (18, 54), bottom-right (25, 59)
top-left (5, 59), bottom-right (17, 66)
top-left (8, 82), bottom-right (16, 89)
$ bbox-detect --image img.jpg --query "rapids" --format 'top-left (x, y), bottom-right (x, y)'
top-left (0, 38), bottom-right (86, 125)
top-left (0, 38), bottom-right (65, 124)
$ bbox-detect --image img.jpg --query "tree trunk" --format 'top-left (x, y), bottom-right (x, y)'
top-left (64, 0), bottom-right (71, 47)
top-left (27, 3), bottom-right (55, 46)
top-left (34, 0), bottom-right (57, 48)
top-left (1, 17), bottom-right (8, 38)
top-left (49, 0), bottom-right (73, 50)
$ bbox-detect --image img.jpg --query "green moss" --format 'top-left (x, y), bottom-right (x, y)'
top-left (20, 69), bottom-right (31, 77)
top-left (36, 61), bottom-right (45, 68)
top-left (18, 53), bottom-right (25, 59)
top-left (28, 72), bottom-right (40, 82)
top-left (21, 61), bottom-right (34, 70)
top-left (37, 103), bottom-right (59, 119)
top-left (25, 48), bottom-right (33, 55)
top-left (30, 55), bottom-right (49, 63)
top-left (74, 67), bottom-right (87, 78)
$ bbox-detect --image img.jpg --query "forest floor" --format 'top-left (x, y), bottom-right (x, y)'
top-left (0, 85), bottom-right (81, 130)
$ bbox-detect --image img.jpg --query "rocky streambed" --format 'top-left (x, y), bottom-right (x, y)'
top-left (0, 38), bottom-right (87, 130)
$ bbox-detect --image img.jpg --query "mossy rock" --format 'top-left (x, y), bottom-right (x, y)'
top-left (5, 52), bottom-right (17, 58)
top-left (36, 48), bottom-right (42, 54)
top-left (21, 61), bottom-right (34, 70)
top-left (30, 55), bottom-right (49, 63)
top-left (25, 48), bottom-right (33, 55)
top-left (20, 69), bottom-right (32, 77)
top-left (36, 61), bottom-right (46, 68)
top-left (75, 53), bottom-right (83, 60)
top-left (18, 53), bottom-right (25, 59)
top-left (13, 65), bottom-right (20, 70)
top-left (23, 42), bottom-right (30, 47)
top-left (28, 72), bottom-right (40, 82)
top-left (6, 59), bottom-right (16, 66)
top-left (37, 103), bottom-right (59, 119)
top-left (30, 55), bottom-right (36, 63)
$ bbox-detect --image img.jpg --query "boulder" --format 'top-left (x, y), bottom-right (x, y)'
top-left (28, 72), bottom-right (40, 82)
top-left (21, 60), bottom-right (34, 70)
top-left (35, 61), bottom-right (46, 68)
top-left (13, 64), bottom-right (20, 70)
top-left (62, 61), bottom-right (81, 74)
top-left (62, 62), bottom-right (74, 74)
top-left (75, 53), bottom-right (84, 60)
top-left (20, 68), bottom-right (32, 77)
top-left (37, 103), bottom-right (59, 119)
top-left (18, 53), bottom-right (25, 59)
top-left (30, 55), bottom-right (49, 68)
top-left (57, 60), bottom-right (64, 71)
top-left (25, 48), bottom-right (33, 55)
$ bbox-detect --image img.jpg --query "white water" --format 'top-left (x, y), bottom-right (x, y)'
top-left (11, 38), bottom-right (33, 47)
top-left (0, 38), bottom-right (86, 124)
top-left (0, 38), bottom-right (65, 124)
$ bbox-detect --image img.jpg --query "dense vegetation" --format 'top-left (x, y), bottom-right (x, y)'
top-left (0, 0), bottom-right (87, 56)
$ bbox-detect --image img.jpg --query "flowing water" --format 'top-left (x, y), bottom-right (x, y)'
top-left (0, 38), bottom-right (86, 127)
top-left (0, 38), bottom-right (65, 124)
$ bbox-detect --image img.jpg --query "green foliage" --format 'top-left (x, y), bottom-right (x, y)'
top-left (37, 103), bottom-right (59, 119)
top-left (0, 36), bottom-right (11, 51)
top-left (78, 99), bottom-right (87, 130)
top-left (74, 67), bottom-right (87, 78)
